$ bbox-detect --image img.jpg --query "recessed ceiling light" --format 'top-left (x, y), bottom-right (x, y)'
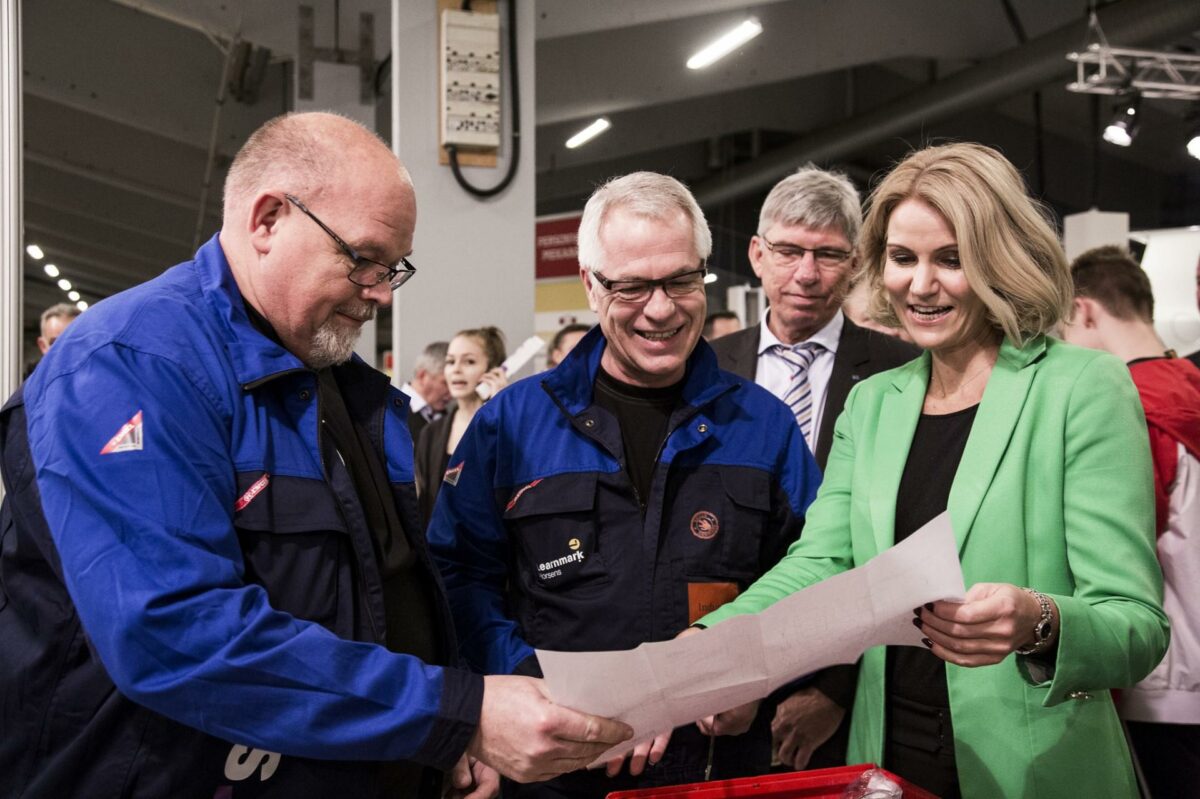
top-left (57, 278), bottom-right (72, 291)
top-left (26, 244), bottom-right (44, 260)
top-left (687, 18), bottom-right (763, 70)
top-left (704, 272), bottom-right (718, 284)
top-left (566, 118), bottom-right (611, 149)
top-left (67, 290), bottom-right (80, 301)
top-left (76, 301), bottom-right (88, 311)
top-left (43, 263), bottom-right (60, 278)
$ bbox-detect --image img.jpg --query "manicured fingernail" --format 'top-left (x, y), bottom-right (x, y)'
top-left (911, 617), bottom-right (922, 628)
top-left (924, 603), bottom-right (934, 611)
top-left (921, 637), bottom-right (933, 648)
top-left (912, 607), bottom-right (922, 616)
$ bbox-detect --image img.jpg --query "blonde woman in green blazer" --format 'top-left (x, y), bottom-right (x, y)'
top-left (698, 143), bottom-right (1168, 798)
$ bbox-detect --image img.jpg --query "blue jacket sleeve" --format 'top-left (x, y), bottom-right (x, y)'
top-left (427, 403), bottom-right (535, 675)
top-left (25, 342), bottom-right (480, 768)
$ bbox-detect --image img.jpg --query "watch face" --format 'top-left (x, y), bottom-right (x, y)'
top-left (1035, 620), bottom-right (1053, 640)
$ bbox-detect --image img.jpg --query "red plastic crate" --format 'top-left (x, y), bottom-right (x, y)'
top-left (605, 763), bottom-right (939, 798)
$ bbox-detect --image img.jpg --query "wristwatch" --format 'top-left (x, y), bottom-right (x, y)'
top-left (1015, 588), bottom-right (1055, 656)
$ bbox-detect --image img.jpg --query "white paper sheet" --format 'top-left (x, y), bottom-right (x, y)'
top-left (537, 512), bottom-right (966, 762)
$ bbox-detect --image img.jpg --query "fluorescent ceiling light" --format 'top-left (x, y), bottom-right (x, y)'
top-left (703, 272), bottom-right (719, 284)
top-left (67, 290), bottom-right (80, 301)
top-left (26, 244), bottom-right (44, 260)
top-left (1187, 132), bottom-right (1200, 161)
top-left (76, 301), bottom-right (88, 311)
top-left (566, 118), bottom-right (611, 149)
top-left (43, 263), bottom-right (59, 278)
top-left (687, 18), bottom-right (762, 70)
top-left (58, 278), bottom-right (72, 291)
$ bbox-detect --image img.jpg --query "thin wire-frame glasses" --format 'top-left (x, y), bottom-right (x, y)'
top-left (285, 194), bottom-right (416, 290)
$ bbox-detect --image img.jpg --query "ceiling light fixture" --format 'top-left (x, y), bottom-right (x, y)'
top-left (704, 272), bottom-right (719, 285)
top-left (67, 290), bottom-right (80, 301)
top-left (26, 244), bottom-right (44, 260)
top-left (687, 18), bottom-right (762, 70)
top-left (1187, 122), bottom-right (1200, 161)
top-left (566, 118), bottom-right (611, 149)
top-left (57, 278), bottom-right (72, 291)
top-left (1102, 94), bottom-right (1140, 147)
top-left (43, 263), bottom-right (60, 278)
top-left (76, 301), bottom-right (88, 311)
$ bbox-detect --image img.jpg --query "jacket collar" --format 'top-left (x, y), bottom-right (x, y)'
top-left (193, 235), bottom-right (310, 387)
top-left (542, 326), bottom-right (737, 417)
top-left (871, 335), bottom-right (1046, 554)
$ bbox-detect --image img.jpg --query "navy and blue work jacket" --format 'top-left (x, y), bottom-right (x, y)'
top-left (0, 237), bottom-right (481, 798)
top-left (428, 329), bottom-right (820, 773)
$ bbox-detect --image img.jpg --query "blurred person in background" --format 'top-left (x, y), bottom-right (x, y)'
top-left (1061, 244), bottom-right (1200, 799)
top-left (546, 322), bottom-right (590, 368)
top-left (403, 340), bottom-right (451, 441)
top-left (414, 327), bottom-right (507, 528)
top-left (702, 310), bottom-right (742, 340)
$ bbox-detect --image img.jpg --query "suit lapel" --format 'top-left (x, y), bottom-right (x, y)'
top-left (818, 320), bottom-right (871, 468)
top-left (869, 355), bottom-right (927, 555)
top-left (947, 337), bottom-right (1044, 552)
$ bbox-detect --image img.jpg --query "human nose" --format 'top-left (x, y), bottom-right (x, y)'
top-left (789, 251), bottom-right (820, 284)
top-left (641, 283), bottom-right (676, 318)
top-left (361, 280), bottom-right (394, 308)
top-left (909, 260), bottom-right (938, 297)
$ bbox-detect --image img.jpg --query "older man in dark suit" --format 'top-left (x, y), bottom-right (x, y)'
top-left (711, 165), bottom-right (917, 771)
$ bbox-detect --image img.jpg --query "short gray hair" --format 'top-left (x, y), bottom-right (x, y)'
top-left (413, 340), bottom-right (448, 375)
top-left (577, 172), bottom-right (711, 271)
top-left (758, 165), bottom-right (861, 246)
top-left (41, 302), bottom-right (80, 329)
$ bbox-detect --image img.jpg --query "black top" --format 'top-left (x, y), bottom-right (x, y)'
top-left (593, 368), bottom-right (683, 514)
top-left (888, 403), bottom-right (978, 710)
top-left (414, 410), bottom-right (455, 530)
top-left (1187, 349), bottom-right (1200, 370)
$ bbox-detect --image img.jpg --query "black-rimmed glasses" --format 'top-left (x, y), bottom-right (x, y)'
top-left (285, 194), bottom-right (417, 290)
top-left (591, 267), bottom-right (708, 304)
top-left (759, 235), bottom-right (852, 270)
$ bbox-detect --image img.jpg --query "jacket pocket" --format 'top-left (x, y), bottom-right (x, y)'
top-left (503, 472), bottom-right (609, 592)
top-left (674, 467), bottom-right (773, 582)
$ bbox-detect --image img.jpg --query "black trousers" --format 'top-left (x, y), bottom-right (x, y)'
top-left (1127, 720), bottom-right (1200, 799)
top-left (885, 694), bottom-right (961, 799)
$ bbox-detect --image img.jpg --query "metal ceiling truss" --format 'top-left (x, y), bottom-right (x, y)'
top-left (1066, 11), bottom-right (1200, 100)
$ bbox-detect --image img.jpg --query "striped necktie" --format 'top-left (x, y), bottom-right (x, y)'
top-left (771, 342), bottom-right (824, 446)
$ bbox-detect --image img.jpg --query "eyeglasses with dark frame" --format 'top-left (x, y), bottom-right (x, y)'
top-left (590, 266), bottom-right (708, 304)
top-left (285, 194), bottom-right (417, 290)
top-left (759, 235), bottom-right (852, 271)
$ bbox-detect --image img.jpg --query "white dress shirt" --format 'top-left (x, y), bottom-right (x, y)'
top-left (754, 309), bottom-right (843, 452)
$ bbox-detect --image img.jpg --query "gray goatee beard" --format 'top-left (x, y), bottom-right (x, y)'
top-left (306, 302), bottom-right (375, 368)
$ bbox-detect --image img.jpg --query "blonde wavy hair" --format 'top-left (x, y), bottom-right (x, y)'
top-left (859, 142), bottom-right (1071, 347)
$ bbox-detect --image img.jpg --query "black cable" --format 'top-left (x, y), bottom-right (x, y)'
top-left (445, 0), bottom-right (520, 199)
top-left (374, 52), bottom-right (391, 96)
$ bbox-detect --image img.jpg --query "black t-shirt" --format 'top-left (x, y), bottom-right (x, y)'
top-left (888, 403), bottom-right (978, 710)
top-left (593, 368), bottom-right (683, 513)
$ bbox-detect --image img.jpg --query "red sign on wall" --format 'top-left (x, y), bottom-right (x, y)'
top-left (536, 213), bottom-right (582, 279)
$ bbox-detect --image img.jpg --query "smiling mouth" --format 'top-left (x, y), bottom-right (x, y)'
top-left (636, 326), bottom-right (683, 342)
top-left (909, 304), bottom-right (952, 321)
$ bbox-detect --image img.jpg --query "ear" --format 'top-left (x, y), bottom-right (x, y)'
top-left (1074, 297), bottom-right (1100, 328)
top-left (247, 192), bottom-right (288, 257)
top-left (580, 268), bottom-right (600, 314)
top-left (748, 236), bottom-right (767, 280)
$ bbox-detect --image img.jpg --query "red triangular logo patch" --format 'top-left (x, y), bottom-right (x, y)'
top-left (100, 410), bottom-right (144, 455)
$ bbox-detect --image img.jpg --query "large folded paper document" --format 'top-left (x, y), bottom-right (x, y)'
top-left (537, 512), bottom-right (966, 762)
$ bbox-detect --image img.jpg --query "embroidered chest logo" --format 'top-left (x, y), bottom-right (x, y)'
top-left (443, 461), bottom-right (465, 486)
top-left (234, 474), bottom-right (271, 512)
top-left (100, 410), bottom-right (144, 455)
top-left (690, 510), bottom-right (720, 540)
top-left (537, 543), bottom-right (586, 581)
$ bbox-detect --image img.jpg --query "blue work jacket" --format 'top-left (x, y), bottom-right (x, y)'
top-left (427, 328), bottom-right (821, 791)
top-left (0, 237), bottom-right (481, 798)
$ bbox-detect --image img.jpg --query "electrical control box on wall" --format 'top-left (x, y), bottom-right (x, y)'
top-left (440, 9), bottom-right (501, 150)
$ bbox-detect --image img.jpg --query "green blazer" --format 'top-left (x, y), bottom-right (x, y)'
top-left (702, 336), bottom-right (1168, 798)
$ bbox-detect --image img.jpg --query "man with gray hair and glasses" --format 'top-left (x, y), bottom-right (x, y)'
top-left (0, 111), bottom-right (630, 799)
top-left (429, 171), bottom-right (823, 796)
top-left (711, 165), bottom-right (917, 771)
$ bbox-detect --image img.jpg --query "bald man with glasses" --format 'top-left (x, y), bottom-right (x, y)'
top-left (428, 172), bottom-right (823, 796)
top-left (0, 112), bottom-right (630, 799)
